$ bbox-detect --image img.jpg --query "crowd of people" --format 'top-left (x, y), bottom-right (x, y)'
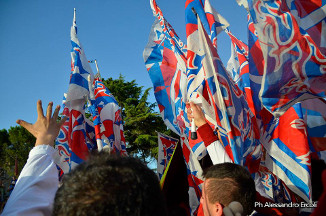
top-left (0, 100), bottom-right (325, 216)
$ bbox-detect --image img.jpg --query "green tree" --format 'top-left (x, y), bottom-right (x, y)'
top-left (102, 75), bottom-right (176, 161)
top-left (0, 129), bottom-right (10, 169)
top-left (1, 126), bottom-right (35, 176)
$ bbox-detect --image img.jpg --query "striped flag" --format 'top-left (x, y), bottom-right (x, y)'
top-left (157, 132), bottom-right (178, 181)
top-left (89, 76), bottom-right (127, 155)
top-left (55, 9), bottom-right (96, 174)
top-left (144, 1), bottom-right (205, 214)
top-left (144, 0), bottom-right (189, 136)
top-left (248, 0), bottom-right (326, 116)
top-left (186, 3), bottom-right (261, 169)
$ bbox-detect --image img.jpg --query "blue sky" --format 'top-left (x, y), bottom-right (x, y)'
top-left (0, 0), bottom-right (247, 130)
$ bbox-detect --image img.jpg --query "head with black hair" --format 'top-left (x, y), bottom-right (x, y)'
top-left (201, 162), bottom-right (256, 216)
top-left (52, 152), bottom-right (167, 216)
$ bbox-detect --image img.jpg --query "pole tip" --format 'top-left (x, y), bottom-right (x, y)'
top-left (191, 132), bottom-right (197, 140)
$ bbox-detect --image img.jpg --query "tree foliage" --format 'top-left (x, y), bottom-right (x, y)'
top-left (0, 126), bottom-right (35, 177)
top-left (103, 75), bottom-right (175, 161)
top-left (0, 75), bottom-right (177, 171)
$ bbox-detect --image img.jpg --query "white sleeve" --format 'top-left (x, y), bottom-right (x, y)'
top-left (1, 145), bottom-right (59, 216)
top-left (207, 140), bottom-right (233, 164)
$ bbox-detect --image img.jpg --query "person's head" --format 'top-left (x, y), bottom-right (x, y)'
top-left (201, 163), bottom-right (256, 216)
top-left (52, 152), bottom-right (167, 216)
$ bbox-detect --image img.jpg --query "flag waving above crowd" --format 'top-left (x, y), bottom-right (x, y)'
top-left (247, 0), bottom-right (326, 117)
top-left (55, 9), bottom-right (126, 174)
top-left (144, 0), bottom-right (326, 214)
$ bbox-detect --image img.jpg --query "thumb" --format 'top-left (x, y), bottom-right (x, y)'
top-left (17, 119), bottom-right (34, 135)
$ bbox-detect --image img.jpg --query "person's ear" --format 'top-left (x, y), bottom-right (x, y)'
top-left (215, 202), bottom-right (224, 216)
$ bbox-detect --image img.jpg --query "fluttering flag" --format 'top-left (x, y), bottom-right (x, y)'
top-left (301, 98), bottom-right (326, 154)
top-left (185, 0), bottom-right (229, 49)
top-left (157, 132), bottom-right (179, 181)
top-left (55, 9), bottom-right (126, 174)
top-left (143, 0), bottom-right (189, 136)
top-left (89, 75), bottom-right (127, 155)
top-left (144, 1), bottom-right (205, 214)
top-left (55, 9), bottom-right (96, 174)
top-left (248, 0), bottom-right (326, 117)
top-left (160, 136), bottom-right (190, 216)
top-left (262, 103), bottom-right (312, 202)
top-left (230, 1), bottom-right (326, 203)
top-left (186, 1), bottom-right (261, 169)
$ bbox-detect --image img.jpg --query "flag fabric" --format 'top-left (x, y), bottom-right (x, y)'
top-left (224, 21), bottom-right (308, 202)
top-left (261, 103), bottom-right (312, 202)
top-left (55, 9), bottom-right (126, 174)
top-left (143, 0), bottom-right (189, 136)
top-left (256, 165), bottom-right (299, 203)
top-left (160, 137), bottom-right (190, 216)
top-left (144, 1), bottom-right (205, 214)
top-left (301, 98), bottom-right (326, 153)
top-left (90, 76), bottom-right (127, 155)
top-left (186, 5), bottom-right (261, 170)
top-left (56, 96), bottom-right (96, 174)
top-left (66, 9), bottom-right (94, 102)
top-left (248, 0), bottom-right (326, 117)
top-left (244, 1), bottom-right (326, 202)
top-left (180, 135), bottom-right (204, 216)
top-left (55, 9), bottom-right (96, 173)
top-left (185, 0), bottom-right (229, 49)
top-left (225, 28), bottom-right (259, 118)
top-left (157, 132), bottom-right (179, 181)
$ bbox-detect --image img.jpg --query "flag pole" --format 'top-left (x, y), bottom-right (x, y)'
top-left (89, 59), bottom-right (101, 78)
top-left (94, 59), bottom-right (100, 74)
top-left (190, 7), bottom-right (198, 141)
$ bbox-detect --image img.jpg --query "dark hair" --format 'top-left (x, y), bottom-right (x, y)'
top-left (52, 152), bottom-right (167, 216)
top-left (203, 163), bottom-right (256, 215)
top-left (311, 158), bottom-right (326, 201)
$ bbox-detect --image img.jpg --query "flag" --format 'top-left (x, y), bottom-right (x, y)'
top-left (261, 103), bottom-right (312, 202)
top-left (157, 132), bottom-right (179, 181)
top-left (89, 76), bottom-right (127, 155)
top-left (186, 6), bottom-right (261, 169)
top-left (144, 1), bottom-right (205, 214)
top-left (301, 98), bottom-right (326, 153)
top-left (160, 137), bottom-right (190, 216)
top-left (256, 165), bottom-right (299, 203)
top-left (225, 28), bottom-right (259, 117)
top-left (248, 0), bottom-right (326, 116)
top-left (185, 0), bottom-right (229, 49)
top-left (143, 0), bottom-right (189, 136)
top-left (180, 135), bottom-right (204, 215)
top-left (55, 9), bottom-right (96, 174)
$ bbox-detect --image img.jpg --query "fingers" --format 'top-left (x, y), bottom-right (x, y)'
top-left (189, 102), bottom-right (199, 113)
top-left (52, 105), bottom-right (60, 120)
top-left (16, 119), bottom-right (34, 135)
top-left (37, 100), bottom-right (44, 119)
top-left (46, 102), bottom-right (53, 120)
top-left (58, 116), bottom-right (68, 126)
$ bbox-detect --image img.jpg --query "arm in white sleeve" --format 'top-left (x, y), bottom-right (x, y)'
top-left (206, 140), bottom-right (232, 164)
top-left (1, 145), bottom-right (59, 216)
top-left (197, 123), bottom-right (232, 164)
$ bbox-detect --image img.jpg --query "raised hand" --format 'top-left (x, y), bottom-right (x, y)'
top-left (16, 100), bottom-right (67, 147)
top-left (186, 102), bottom-right (207, 127)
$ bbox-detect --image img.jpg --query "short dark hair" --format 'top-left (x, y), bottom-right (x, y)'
top-left (52, 152), bottom-right (167, 216)
top-left (203, 163), bottom-right (256, 215)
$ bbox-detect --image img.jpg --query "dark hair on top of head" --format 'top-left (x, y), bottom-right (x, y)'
top-left (52, 151), bottom-right (167, 216)
top-left (203, 162), bottom-right (256, 215)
